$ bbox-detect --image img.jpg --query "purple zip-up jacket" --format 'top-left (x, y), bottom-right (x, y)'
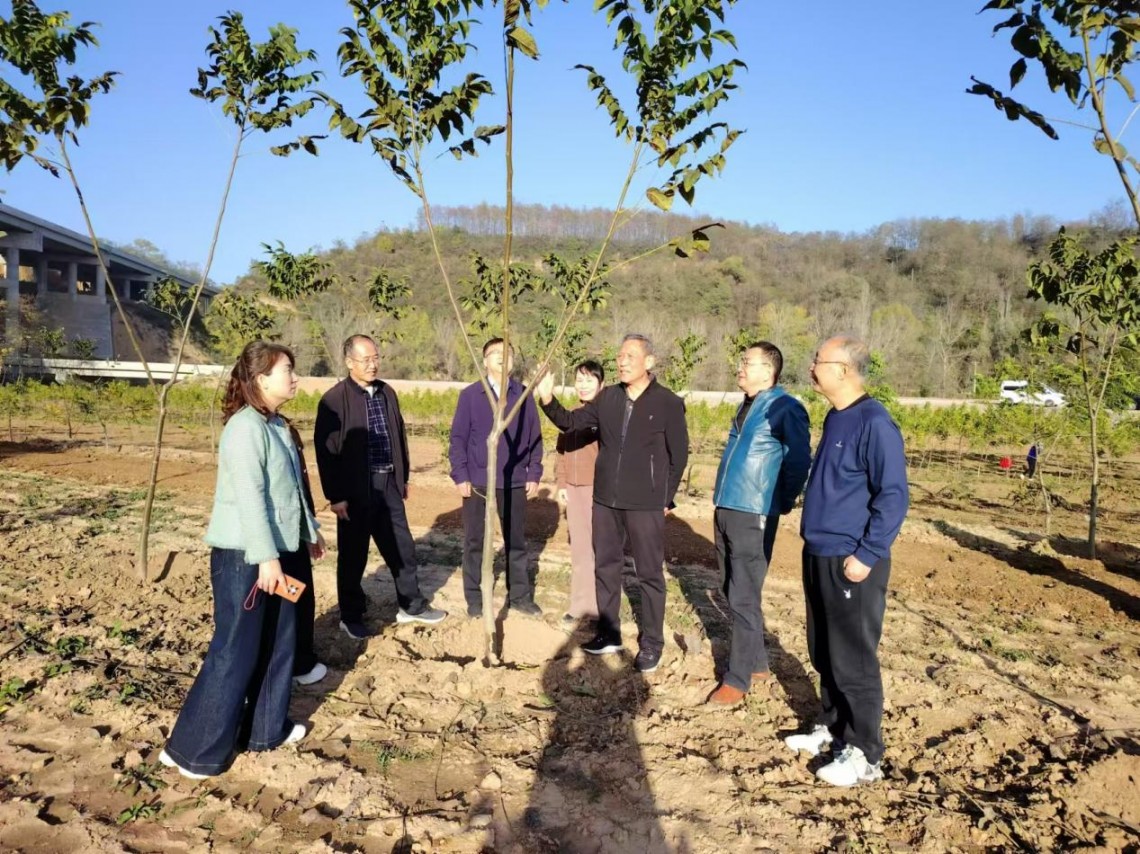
top-left (449, 378), bottom-right (544, 489)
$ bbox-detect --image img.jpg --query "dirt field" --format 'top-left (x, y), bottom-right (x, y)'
top-left (0, 422), bottom-right (1138, 853)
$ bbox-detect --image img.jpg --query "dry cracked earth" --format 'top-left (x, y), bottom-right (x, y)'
top-left (0, 430), bottom-right (1138, 853)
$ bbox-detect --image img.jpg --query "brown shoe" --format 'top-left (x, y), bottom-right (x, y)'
top-left (706, 683), bottom-right (746, 705)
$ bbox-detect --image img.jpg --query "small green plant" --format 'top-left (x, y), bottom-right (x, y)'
top-left (367, 740), bottom-right (430, 776)
top-left (71, 336), bottom-right (97, 359)
top-left (118, 681), bottom-right (145, 705)
top-left (117, 761), bottom-right (167, 797)
top-left (107, 620), bottom-right (141, 646)
top-left (116, 800), bottom-right (160, 824)
top-left (54, 635), bottom-right (88, 657)
top-left (0, 677), bottom-right (34, 714)
top-left (982, 635), bottom-right (1033, 663)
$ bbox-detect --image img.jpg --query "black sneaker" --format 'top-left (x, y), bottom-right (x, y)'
top-left (582, 634), bottom-right (622, 655)
top-left (339, 620), bottom-right (374, 640)
top-left (466, 603), bottom-right (483, 619)
top-left (509, 599), bottom-right (543, 617)
top-left (634, 646), bottom-right (662, 673)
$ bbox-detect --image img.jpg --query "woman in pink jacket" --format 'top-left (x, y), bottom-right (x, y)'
top-left (555, 360), bottom-right (604, 625)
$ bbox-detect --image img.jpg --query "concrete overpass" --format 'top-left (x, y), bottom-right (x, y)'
top-left (0, 204), bottom-right (217, 359)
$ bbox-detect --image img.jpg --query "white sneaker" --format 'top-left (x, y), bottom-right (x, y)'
top-left (293, 662), bottom-right (328, 686)
top-left (283, 723), bottom-right (306, 746)
top-left (158, 749), bottom-right (211, 780)
top-left (815, 745), bottom-right (883, 787)
top-left (783, 725), bottom-right (835, 757)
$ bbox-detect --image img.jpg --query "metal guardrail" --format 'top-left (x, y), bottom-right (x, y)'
top-left (3, 356), bottom-right (226, 382)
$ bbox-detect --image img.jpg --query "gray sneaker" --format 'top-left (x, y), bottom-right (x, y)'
top-left (397, 606), bottom-right (448, 625)
top-left (339, 620), bottom-right (374, 640)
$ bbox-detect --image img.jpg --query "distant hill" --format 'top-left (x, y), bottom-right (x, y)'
top-left (230, 203), bottom-right (1130, 396)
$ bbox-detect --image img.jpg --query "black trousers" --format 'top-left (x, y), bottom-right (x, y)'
top-left (281, 547), bottom-right (317, 675)
top-left (593, 503), bottom-right (666, 651)
top-left (462, 486), bottom-right (531, 607)
top-left (802, 549), bottom-right (891, 765)
top-left (336, 471), bottom-right (427, 623)
top-left (714, 508), bottom-right (779, 691)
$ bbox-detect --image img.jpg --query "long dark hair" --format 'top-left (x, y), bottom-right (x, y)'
top-left (222, 341), bottom-right (295, 424)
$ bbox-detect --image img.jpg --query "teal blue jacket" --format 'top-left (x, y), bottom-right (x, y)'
top-left (204, 405), bottom-right (319, 565)
top-left (712, 386), bottom-right (811, 516)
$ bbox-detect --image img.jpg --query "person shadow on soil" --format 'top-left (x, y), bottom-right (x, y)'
top-left (662, 513), bottom-right (819, 727)
top-left (420, 489), bottom-right (562, 605)
top-left (287, 606), bottom-right (369, 724)
top-left (519, 622), bottom-right (688, 854)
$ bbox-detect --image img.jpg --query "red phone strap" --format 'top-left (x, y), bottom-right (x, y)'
top-left (244, 582), bottom-right (260, 611)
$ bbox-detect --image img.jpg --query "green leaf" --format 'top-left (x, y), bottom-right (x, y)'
top-left (507, 26), bottom-right (539, 59)
top-left (1010, 57), bottom-right (1027, 88)
top-left (646, 186), bottom-right (673, 211)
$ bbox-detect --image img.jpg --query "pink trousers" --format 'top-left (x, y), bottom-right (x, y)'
top-left (565, 484), bottom-right (598, 618)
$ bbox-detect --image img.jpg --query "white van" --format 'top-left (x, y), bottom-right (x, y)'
top-left (999, 380), bottom-right (1066, 407)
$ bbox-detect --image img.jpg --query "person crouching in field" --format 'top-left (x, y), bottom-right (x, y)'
top-left (784, 336), bottom-right (908, 787)
top-left (160, 341), bottom-right (324, 780)
top-left (555, 359), bottom-right (605, 626)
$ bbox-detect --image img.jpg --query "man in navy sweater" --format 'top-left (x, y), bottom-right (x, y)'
top-left (785, 336), bottom-right (908, 787)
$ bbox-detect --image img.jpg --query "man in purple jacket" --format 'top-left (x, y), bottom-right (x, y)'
top-left (449, 338), bottom-right (544, 618)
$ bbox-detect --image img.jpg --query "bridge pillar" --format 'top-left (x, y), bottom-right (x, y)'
top-left (4, 246), bottom-right (19, 348)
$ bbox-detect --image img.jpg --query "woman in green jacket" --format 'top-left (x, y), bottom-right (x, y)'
top-left (160, 341), bottom-right (324, 779)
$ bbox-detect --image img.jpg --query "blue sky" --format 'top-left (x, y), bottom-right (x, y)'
top-left (0, 0), bottom-right (1128, 284)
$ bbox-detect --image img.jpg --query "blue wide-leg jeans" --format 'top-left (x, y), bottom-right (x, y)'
top-left (164, 547), bottom-right (297, 775)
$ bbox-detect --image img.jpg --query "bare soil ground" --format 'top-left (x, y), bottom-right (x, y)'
top-left (0, 422), bottom-right (1138, 853)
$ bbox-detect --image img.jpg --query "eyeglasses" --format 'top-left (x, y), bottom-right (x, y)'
top-left (811, 358), bottom-right (849, 368)
top-left (738, 359), bottom-right (771, 369)
top-left (350, 356), bottom-right (380, 366)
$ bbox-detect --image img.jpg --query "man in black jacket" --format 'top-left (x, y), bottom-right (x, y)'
top-left (314, 335), bottom-right (447, 640)
top-left (536, 334), bottom-right (689, 672)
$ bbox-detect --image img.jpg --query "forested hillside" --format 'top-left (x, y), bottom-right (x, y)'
top-left (224, 202), bottom-right (1138, 396)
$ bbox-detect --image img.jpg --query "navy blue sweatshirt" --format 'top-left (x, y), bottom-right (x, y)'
top-left (801, 396), bottom-right (908, 565)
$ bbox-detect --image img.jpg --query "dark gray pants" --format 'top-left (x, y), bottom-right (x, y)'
top-left (593, 503), bottom-right (666, 651)
top-left (802, 549), bottom-right (891, 765)
top-left (462, 486), bottom-right (531, 607)
top-left (714, 508), bottom-right (779, 691)
top-left (337, 471), bottom-right (427, 622)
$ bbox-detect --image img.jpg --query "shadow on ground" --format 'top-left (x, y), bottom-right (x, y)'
top-left (934, 520), bottom-right (1140, 620)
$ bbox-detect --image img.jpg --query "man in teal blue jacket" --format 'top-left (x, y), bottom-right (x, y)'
top-left (706, 342), bottom-right (810, 706)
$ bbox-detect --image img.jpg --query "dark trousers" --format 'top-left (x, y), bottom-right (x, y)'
top-left (593, 503), bottom-right (666, 650)
top-left (802, 549), bottom-right (891, 765)
top-left (462, 486), bottom-right (531, 607)
top-left (282, 548), bottom-right (316, 676)
top-left (336, 471), bottom-right (427, 623)
top-left (165, 547), bottom-right (296, 775)
top-left (715, 508), bottom-right (779, 691)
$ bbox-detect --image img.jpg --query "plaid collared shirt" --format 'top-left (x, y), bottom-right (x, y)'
top-left (363, 385), bottom-right (394, 473)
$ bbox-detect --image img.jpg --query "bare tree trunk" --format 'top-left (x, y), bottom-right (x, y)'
top-left (481, 432), bottom-right (501, 665)
top-left (136, 124), bottom-right (245, 579)
top-left (1088, 427), bottom-right (1098, 560)
top-left (138, 383), bottom-right (171, 580)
